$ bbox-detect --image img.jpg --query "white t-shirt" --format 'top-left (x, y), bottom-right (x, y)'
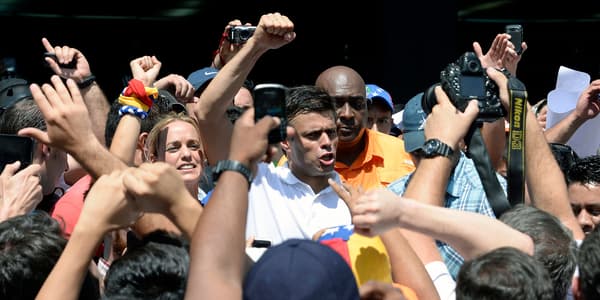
top-left (245, 163), bottom-right (352, 246)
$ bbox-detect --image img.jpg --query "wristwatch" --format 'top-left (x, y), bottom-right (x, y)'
top-left (212, 160), bottom-right (253, 186)
top-left (421, 139), bottom-right (454, 158)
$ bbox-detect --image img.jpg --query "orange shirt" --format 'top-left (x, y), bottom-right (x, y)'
top-left (336, 129), bottom-right (415, 189)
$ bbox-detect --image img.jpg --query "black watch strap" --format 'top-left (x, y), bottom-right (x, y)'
top-left (77, 74), bottom-right (96, 89)
top-left (422, 138), bottom-right (454, 158)
top-left (213, 160), bottom-right (253, 186)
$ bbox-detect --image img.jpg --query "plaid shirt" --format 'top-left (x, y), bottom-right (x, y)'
top-left (387, 152), bottom-right (506, 279)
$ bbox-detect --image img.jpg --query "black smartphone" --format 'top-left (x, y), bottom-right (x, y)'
top-left (0, 134), bottom-right (34, 172)
top-left (505, 24), bottom-right (523, 55)
top-left (43, 52), bottom-right (77, 69)
top-left (253, 83), bottom-right (288, 144)
top-left (251, 239), bottom-right (271, 248)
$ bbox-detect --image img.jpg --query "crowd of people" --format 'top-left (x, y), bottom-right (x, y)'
top-left (1, 11), bottom-right (600, 300)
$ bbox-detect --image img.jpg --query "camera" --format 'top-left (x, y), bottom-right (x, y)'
top-left (227, 25), bottom-right (256, 44)
top-left (422, 51), bottom-right (505, 123)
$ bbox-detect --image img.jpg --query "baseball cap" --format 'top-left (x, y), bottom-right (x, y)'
top-left (0, 77), bottom-right (31, 112)
top-left (402, 92), bottom-right (426, 153)
top-left (366, 84), bottom-right (393, 111)
top-left (243, 239), bottom-right (359, 300)
top-left (187, 66), bottom-right (219, 95)
top-left (157, 89), bottom-right (186, 113)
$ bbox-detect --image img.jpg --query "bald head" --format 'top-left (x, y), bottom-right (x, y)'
top-left (315, 66), bottom-right (366, 97)
top-left (315, 66), bottom-right (368, 146)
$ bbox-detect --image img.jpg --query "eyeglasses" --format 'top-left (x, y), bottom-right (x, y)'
top-left (333, 96), bottom-right (368, 111)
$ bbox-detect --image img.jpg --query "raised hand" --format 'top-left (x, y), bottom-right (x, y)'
top-left (250, 12), bottom-right (296, 51)
top-left (0, 162), bottom-right (42, 221)
top-left (153, 74), bottom-right (195, 103)
top-left (42, 37), bottom-right (92, 81)
top-left (574, 79), bottom-right (600, 121)
top-left (18, 76), bottom-right (94, 154)
top-left (129, 55), bottom-right (162, 87)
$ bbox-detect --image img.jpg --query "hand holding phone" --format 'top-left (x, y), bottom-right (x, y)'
top-left (253, 83), bottom-right (288, 144)
top-left (505, 24), bottom-right (524, 55)
top-left (44, 52), bottom-right (77, 69)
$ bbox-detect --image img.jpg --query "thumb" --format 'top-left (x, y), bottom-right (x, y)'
top-left (1, 161), bottom-right (21, 177)
top-left (18, 128), bottom-right (50, 145)
top-left (255, 115), bottom-right (280, 136)
top-left (328, 178), bottom-right (353, 210)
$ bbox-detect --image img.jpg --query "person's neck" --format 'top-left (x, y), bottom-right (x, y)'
top-left (290, 168), bottom-right (332, 194)
top-left (336, 130), bottom-right (367, 166)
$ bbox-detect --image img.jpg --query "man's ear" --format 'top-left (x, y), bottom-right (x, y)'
top-left (33, 143), bottom-right (49, 163)
top-left (280, 139), bottom-right (290, 154)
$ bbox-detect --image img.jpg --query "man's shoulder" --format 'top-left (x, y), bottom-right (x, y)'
top-left (369, 129), bottom-right (406, 147)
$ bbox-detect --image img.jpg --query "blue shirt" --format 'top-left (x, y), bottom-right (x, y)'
top-left (387, 152), bottom-right (506, 279)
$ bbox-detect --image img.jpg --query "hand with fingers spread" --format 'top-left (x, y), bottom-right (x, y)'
top-left (18, 75), bottom-right (95, 154)
top-left (473, 33), bottom-right (527, 76)
top-left (0, 162), bottom-right (43, 221)
top-left (41, 37), bottom-right (92, 81)
top-left (76, 171), bottom-right (142, 234)
top-left (129, 55), bottom-right (162, 87)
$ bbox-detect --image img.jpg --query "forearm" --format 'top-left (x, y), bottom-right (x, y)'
top-left (109, 115), bottom-right (141, 165)
top-left (187, 169), bottom-right (249, 300)
top-left (166, 196), bottom-right (203, 241)
top-left (525, 109), bottom-right (585, 240)
top-left (544, 111), bottom-right (585, 143)
top-left (71, 138), bottom-right (127, 179)
top-left (36, 225), bottom-right (104, 300)
top-left (381, 229), bottom-right (440, 300)
top-left (81, 83), bottom-right (110, 147)
top-left (481, 118), bottom-right (506, 170)
top-left (398, 200), bottom-right (534, 259)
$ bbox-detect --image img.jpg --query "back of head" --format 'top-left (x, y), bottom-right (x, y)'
top-left (243, 239), bottom-right (359, 300)
top-left (456, 247), bottom-right (554, 300)
top-left (286, 85), bottom-right (336, 122)
top-left (499, 204), bottom-right (577, 300)
top-left (0, 213), bottom-right (69, 299)
top-left (102, 230), bottom-right (189, 300)
top-left (0, 98), bottom-right (45, 134)
top-left (578, 225), bottom-right (600, 300)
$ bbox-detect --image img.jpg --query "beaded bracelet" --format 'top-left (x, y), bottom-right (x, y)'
top-left (119, 105), bottom-right (148, 119)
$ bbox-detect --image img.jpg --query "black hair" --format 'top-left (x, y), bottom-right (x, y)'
top-left (456, 247), bottom-right (554, 300)
top-left (0, 98), bottom-right (45, 134)
top-left (499, 205), bottom-right (577, 300)
top-left (0, 212), bottom-right (99, 300)
top-left (578, 225), bottom-right (600, 300)
top-left (285, 85), bottom-right (336, 122)
top-left (549, 142), bottom-right (580, 182)
top-left (567, 154), bottom-right (600, 186)
top-left (102, 230), bottom-right (189, 300)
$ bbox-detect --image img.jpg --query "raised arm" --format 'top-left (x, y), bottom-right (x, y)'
top-left (36, 171), bottom-right (142, 300)
top-left (544, 79), bottom-right (600, 144)
top-left (186, 108), bottom-right (280, 300)
top-left (487, 68), bottom-right (585, 240)
top-left (190, 12), bottom-right (295, 165)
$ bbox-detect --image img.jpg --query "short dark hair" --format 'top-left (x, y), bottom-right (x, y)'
top-left (567, 154), bottom-right (600, 186)
top-left (456, 247), bottom-right (554, 300)
top-left (0, 212), bottom-right (99, 300)
top-left (578, 225), bottom-right (600, 300)
top-left (102, 230), bottom-right (189, 300)
top-left (286, 85), bottom-right (336, 123)
top-left (500, 205), bottom-right (577, 300)
top-left (0, 98), bottom-right (46, 134)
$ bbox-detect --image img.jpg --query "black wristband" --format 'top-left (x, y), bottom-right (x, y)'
top-left (77, 74), bottom-right (96, 89)
top-left (212, 160), bottom-right (253, 187)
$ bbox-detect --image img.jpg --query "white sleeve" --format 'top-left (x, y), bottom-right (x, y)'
top-left (425, 261), bottom-right (456, 300)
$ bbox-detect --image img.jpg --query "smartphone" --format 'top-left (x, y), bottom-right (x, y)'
top-left (43, 52), bottom-right (77, 69)
top-left (505, 24), bottom-right (523, 55)
top-left (0, 134), bottom-right (34, 172)
top-left (251, 239), bottom-right (271, 248)
top-left (253, 83), bottom-right (288, 144)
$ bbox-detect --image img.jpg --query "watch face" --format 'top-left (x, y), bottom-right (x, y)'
top-left (423, 139), bottom-right (440, 156)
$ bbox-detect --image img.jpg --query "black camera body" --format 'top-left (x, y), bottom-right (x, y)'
top-left (227, 25), bottom-right (256, 44)
top-left (422, 51), bottom-right (505, 123)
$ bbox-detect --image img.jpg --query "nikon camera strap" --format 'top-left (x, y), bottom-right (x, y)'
top-left (506, 76), bottom-right (527, 207)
